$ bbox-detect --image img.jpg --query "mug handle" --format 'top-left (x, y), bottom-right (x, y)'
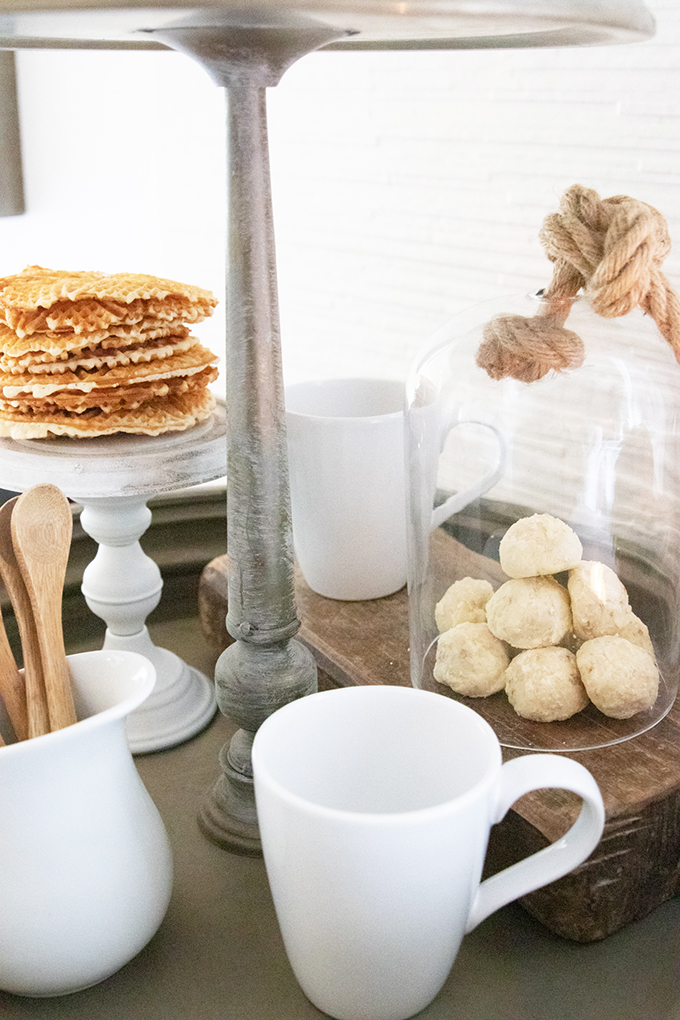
top-left (465, 754), bottom-right (605, 932)
top-left (430, 421), bottom-right (506, 531)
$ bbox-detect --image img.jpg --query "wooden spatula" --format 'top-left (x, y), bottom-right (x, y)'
top-left (0, 496), bottom-right (49, 738)
top-left (10, 484), bottom-right (77, 732)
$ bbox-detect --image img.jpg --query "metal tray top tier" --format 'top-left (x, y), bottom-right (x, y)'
top-left (0, 0), bottom-right (655, 52)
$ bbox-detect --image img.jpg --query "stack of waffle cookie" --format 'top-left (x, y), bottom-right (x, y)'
top-left (0, 266), bottom-right (219, 438)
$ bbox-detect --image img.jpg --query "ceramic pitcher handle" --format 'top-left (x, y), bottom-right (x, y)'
top-left (430, 421), bottom-right (506, 531)
top-left (465, 754), bottom-right (605, 932)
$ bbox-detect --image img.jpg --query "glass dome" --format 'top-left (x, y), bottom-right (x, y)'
top-left (405, 290), bottom-right (680, 752)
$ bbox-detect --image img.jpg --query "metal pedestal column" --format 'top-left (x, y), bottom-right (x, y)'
top-left (150, 23), bottom-right (346, 853)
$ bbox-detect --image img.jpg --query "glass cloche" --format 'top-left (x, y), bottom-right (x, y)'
top-left (405, 288), bottom-right (680, 752)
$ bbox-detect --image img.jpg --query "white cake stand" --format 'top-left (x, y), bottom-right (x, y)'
top-left (0, 402), bottom-right (226, 752)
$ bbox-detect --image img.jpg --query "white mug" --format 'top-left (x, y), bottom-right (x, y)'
top-left (252, 685), bottom-right (605, 1020)
top-left (285, 378), bottom-right (407, 600)
top-left (0, 650), bottom-right (173, 997)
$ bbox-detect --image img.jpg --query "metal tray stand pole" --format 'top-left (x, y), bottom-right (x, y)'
top-left (146, 24), bottom-right (349, 853)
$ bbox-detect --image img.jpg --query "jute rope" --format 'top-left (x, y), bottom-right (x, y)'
top-left (476, 184), bottom-right (680, 382)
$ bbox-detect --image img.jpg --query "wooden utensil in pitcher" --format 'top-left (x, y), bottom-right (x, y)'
top-left (10, 485), bottom-right (77, 732)
top-left (0, 497), bottom-right (49, 738)
top-left (0, 604), bottom-right (27, 742)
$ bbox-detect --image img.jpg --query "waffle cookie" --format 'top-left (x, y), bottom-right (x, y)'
top-left (0, 266), bottom-right (216, 336)
top-left (0, 320), bottom-right (192, 361)
top-left (0, 389), bottom-right (217, 438)
top-left (0, 333), bottom-right (198, 375)
top-left (0, 266), bottom-right (219, 438)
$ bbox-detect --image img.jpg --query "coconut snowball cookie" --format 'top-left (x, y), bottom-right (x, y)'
top-left (486, 576), bottom-right (572, 649)
top-left (568, 561), bottom-right (632, 641)
top-left (576, 635), bottom-right (659, 719)
top-left (504, 647), bottom-right (589, 722)
top-left (433, 622), bottom-right (509, 697)
top-left (499, 513), bottom-right (582, 579)
top-left (618, 613), bottom-right (655, 660)
top-left (435, 577), bottom-right (494, 633)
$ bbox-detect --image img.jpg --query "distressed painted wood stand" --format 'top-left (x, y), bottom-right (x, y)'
top-left (198, 528), bottom-right (680, 943)
top-left (0, 0), bottom-right (654, 852)
top-left (0, 404), bottom-right (226, 752)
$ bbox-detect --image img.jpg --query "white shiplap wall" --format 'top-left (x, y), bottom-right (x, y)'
top-left (2, 0), bottom-right (679, 388)
top-left (268, 0), bottom-right (680, 383)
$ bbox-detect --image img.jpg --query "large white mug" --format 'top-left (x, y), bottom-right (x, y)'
top-left (0, 649), bottom-right (173, 997)
top-left (285, 378), bottom-right (407, 600)
top-left (252, 685), bottom-right (605, 1020)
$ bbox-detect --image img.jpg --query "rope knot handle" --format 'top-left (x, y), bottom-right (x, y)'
top-left (476, 185), bottom-right (680, 382)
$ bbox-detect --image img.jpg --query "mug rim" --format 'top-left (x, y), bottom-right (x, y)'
top-left (285, 377), bottom-right (404, 423)
top-left (252, 686), bottom-right (502, 824)
top-left (0, 649), bottom-right (155, 757)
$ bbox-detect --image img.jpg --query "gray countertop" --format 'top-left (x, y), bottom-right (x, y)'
top-left (1, 616), bottom-right (678, 1020)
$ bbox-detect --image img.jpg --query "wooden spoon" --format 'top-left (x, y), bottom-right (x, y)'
top-left (0, 496), bottom-right (49, 738)
top-left (10, 485), bottom-right (77, 732)
top-left (0, 602), bottom-right (28, 741)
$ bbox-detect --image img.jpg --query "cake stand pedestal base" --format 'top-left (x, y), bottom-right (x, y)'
top-left (0, 406), bottom-right (226, 752)
top-left (103, 627), bottom-right (216, 753)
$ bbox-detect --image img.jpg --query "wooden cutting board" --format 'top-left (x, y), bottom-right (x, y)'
top-left (198, 539), bottom-right (680, 943)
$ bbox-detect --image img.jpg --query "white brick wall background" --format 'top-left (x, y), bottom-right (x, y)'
top-left (1, 0), bottom-right (679, 388)
top-left (267, 0), bottom-right (680, 384)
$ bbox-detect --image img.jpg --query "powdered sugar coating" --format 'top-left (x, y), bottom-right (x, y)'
top-left (486, 576), bottom-right (572, 649)
top-left (434, 622), bottom-right (509, 697)
top-left (576, 635), bottom-right (658, 719)
top-left (499, 513), bottom-right (582, 578)
top-left (435, 577), bottom-right (494, 633)
top-left (568, 561), bottom-right (632, 641)
top-left (505, 646), bottom-right (588, 721)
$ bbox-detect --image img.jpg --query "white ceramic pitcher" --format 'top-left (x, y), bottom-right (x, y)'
top-left (0, 649), bottom-right (173, 997)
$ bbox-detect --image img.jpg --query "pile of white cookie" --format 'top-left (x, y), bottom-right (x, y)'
top-left (433, 513), bottom-right (659, 722)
